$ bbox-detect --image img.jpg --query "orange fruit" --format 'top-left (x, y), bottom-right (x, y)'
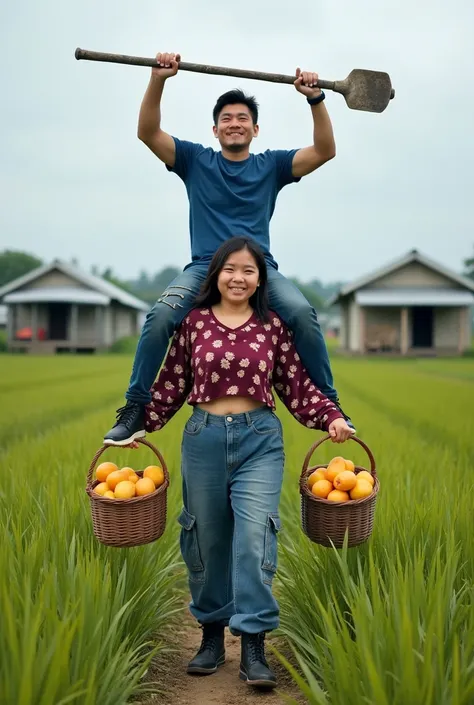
top-left (106, 469), bottom-right (130, 491)
top-left (103, 490), bottom-right (115, 499)
top-left (311, 479), bottom-right (333, 499)
top-left (96, 462), bottom-right (118, 483)
top-left (356, 471), bottom-right (375, 487)
top-left (128, 471), bottom-right (139, 484)
top-left (344, 459), bottom-right (355, 472)
top-left (326, 457), bottom-right (346, 483)
top-left (143, 465), bottom-right (165, 487)
top-left (114, 481), bottom-right (136, 499)
top-left (327, 489), bottom-right (350, 502)
top-left (333, 470), bottom-right (357, 492)
top-left (308, 469), bottom-right (327, 488)
top-left (135, 477), bottom-right (156, 496)
top-left (350, 479), bottom-right (373, 500)
top-left (94, 482), bottom-right (109, 496)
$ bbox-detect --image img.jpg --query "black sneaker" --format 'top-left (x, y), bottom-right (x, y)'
top-left (334, 399), bottom-right (356, 433)
top-left (103, 401), bottom-right (146, 446)
top-left (187, 623), bottom-right (225, 675)
top-left (239, 632), bottom-right (276, 689)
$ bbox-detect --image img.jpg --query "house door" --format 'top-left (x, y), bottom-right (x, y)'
top-left (48, 303), bottom-right (70, 340)
top-left (411, 306), bottom-right (434, 347)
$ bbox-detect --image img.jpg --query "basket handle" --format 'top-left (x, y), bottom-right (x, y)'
top-left (300, 434), bottom-right (377, 482)
top-left (86, 438), bottom-right (168, 490)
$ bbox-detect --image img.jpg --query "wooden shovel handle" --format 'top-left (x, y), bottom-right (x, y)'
top-left (75, 48), bottom-right (395, 100)
top-left (301, 434), bottom-right (377, 481)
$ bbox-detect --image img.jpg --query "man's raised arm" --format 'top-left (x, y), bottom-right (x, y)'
top-left (137, 52), bottom-right (181, 167)
top-left (291, 68), bottom-right (336, 178)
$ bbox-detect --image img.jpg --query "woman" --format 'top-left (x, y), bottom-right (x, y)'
top-left (142, 236), bottom-right (352, 689)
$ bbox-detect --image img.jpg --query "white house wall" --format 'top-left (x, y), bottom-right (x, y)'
top-left (111, 304), bottom-right (136, 341)
top-left (102, 308), bottom-right (113, 346)
top-left (15, 304), bottom-right (31, 328)
top-left (76, 305), bottom-right (98, 343)
top-left (466, 309), bottom-right (473, 343)
top-left (368, 262), bottom-right (461, 290)
top-left (364, 307), bottom-right (401, 347)
top-left (348, 298), bottom-right (360, 352)
top-left (339, 304), bottom-right (349, 349)
top-left (434, 308), bottom-right (462, 349)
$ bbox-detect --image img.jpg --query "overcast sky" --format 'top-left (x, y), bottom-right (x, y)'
top-left (1, 0), bottom-right (473, 284)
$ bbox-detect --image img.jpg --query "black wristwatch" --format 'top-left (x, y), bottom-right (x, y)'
top-left (307, 91), bottom-right (325, 106)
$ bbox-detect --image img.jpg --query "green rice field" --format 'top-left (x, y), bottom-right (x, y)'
top-left (1, 354), bottom-right (473, 704)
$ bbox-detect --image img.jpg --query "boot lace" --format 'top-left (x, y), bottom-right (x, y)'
top-left (114, 403), bottom-right (139, 428)
top-left (197, 626), bottom-right (221, 655)
top-left (247, 633), bottom-right (267, 665)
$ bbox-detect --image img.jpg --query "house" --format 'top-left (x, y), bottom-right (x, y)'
top-left (328, 249), bottom-right (474, 356)
top-left (0, 259), bottom-right (150, 354)
top-left (317, 311), bottom-right (342, 338)
top-left (0, 305), bottom-right (6, 330)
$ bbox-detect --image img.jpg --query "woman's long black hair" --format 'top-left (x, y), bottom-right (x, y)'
top-left (194, 236), bottom-right (270, 323)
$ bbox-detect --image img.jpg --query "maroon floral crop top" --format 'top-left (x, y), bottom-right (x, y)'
top-left (144, 307), bottom-right (343, 433)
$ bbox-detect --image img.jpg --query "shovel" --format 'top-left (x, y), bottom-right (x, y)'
top-left (75, 48), bottom-right (395, 114)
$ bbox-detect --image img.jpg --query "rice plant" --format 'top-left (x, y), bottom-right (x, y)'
top-left (1, 354), bottom-right (473, 704)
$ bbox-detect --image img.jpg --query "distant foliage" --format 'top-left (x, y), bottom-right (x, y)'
top-left (108, 335), bottom-right (140, 354)
top-left (463, 246), bottom-right (474, 280)
top-left (306, 277), bottom-right (346, 304)
top-left (289, 278), bottom-right (325, 311)
top-left (125, 266), bottom-right (181, 304)
top-left (0, 251), bottom-right (43, 287)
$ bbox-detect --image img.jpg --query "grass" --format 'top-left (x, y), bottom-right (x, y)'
top-left (1, 354), bottom-right (473, 704)
top-left (1, 357), bottom-right (188, 705)
top-left (275, 356), bottom-right (474, 705)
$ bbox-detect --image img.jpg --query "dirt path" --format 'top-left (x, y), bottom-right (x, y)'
top-left (144, 613), bottom-right (307, 705)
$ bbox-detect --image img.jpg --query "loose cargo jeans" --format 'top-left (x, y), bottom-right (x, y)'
top-left (125, 263), bottom-right (337, 404)
top-left (178, 406), bottom-right (284, 634)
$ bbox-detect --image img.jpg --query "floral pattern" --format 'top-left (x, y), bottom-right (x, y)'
top-left (144, 307), bottom-right (342, 433)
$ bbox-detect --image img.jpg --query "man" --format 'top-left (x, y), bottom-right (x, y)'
top-left (104, 51), bottom-right (353, 445)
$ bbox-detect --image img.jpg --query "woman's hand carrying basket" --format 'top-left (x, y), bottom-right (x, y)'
top-left (299, 434), bottom-right (379, 548)
top-left (86, 438), bottom-right (169, 548)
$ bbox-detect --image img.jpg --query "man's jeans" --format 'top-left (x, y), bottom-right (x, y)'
top-left (126, 264), bottom-right (337, 403)
top-left (179, 406), bottom-right (284, 634)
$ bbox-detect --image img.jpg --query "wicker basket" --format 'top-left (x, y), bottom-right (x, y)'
top-left (299, 434), bottom-right (379, 548)
top-left (86, 438), bottom-right (169, 548)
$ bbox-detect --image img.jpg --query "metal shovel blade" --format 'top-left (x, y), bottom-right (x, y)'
top-left (334, 69), bottom-right (394, 113)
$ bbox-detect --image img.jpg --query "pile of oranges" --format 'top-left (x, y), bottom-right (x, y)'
top-left (307, 456), bottom-right (374, 502)
top-left (93, 461), bottom-right (164, 499)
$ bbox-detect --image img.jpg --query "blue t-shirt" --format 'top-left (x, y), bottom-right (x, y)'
top-left (166, 138), bottom-right (301, 269)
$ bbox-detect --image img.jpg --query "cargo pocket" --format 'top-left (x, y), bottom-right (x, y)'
top-left (261, 513), bottom-right (282, 586)
top-left (178, 507), bottom-right (206, 584)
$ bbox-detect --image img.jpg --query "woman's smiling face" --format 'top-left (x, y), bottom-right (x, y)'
top-left (217, 247), bottom-right (260, 305)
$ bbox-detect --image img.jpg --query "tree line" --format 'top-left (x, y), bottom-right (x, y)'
top-left (0, 250), bottom-right (346, 310)
top-left (1, 248), bottom-right (473, 309)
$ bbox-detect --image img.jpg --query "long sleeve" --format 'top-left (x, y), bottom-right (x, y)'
top-left (273, 320), bottom-right (343, 430)
top-left (144, 321), bottom-right (194, 432)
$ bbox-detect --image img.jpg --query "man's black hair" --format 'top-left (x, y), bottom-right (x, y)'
top-left (212, 89), bottom-right (259, 125)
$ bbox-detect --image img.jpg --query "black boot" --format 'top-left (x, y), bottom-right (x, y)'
top-left (103, 401), bottom-right (146, 446)
top-left (239, 632), bottom-right (276, 689)
top-left (187, 623), bottom-right (226, 675)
